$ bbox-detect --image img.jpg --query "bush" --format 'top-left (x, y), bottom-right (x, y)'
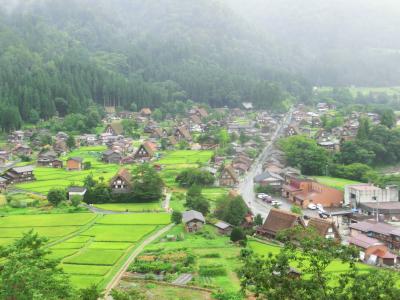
top-left (9, 199), bottom-right (27, 208)
top-left (47, 188), bottom-right (67, 207)
top-left (201, 253), bottom-right (221, 258)
top-left (70, 195), bottom-right (82, 207)
top-left (230, 227), bottom-right (246, 243)
top-left (171, 211), bottom-right (182, 224)
top-left (175, 169), bottom-right (215, 187)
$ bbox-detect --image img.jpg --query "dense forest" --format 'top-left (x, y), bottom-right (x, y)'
top-left (0, 0), bottom-right (313, 129)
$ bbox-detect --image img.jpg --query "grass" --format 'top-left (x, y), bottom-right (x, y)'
top-left (202, 187), bottom-right (229, 201)
top-left (93, 202), bottom-right (162, 212)
top-left (96, 213), bottom-right (171, 225)
top-left (69, 275), bottom-right (104, 289)
top-left (64, 249), bottom-right (124, 266)
top-left (0, 226), bottom-right (81, 238)
top-left (312, 176), bottom-right (361, 190)
top-left (88, 242), bottom-right (133, 250)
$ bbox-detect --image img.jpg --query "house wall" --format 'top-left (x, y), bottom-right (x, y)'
top-left (67, 160), bottom-right (81, 170)
top-left (185, 221), bottom-right (204, 232)
top-left (344, 185), bottom-right (399, 207)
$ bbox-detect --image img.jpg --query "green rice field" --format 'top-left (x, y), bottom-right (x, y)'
top-left (0, 211), bottom-right (171, 289)
top-left (93, 202), bottom-right (161, 212)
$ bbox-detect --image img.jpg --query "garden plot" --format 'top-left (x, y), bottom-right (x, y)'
top-left (135, 225), bottom-right (242, 292)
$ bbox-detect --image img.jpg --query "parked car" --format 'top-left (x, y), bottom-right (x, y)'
top-left (316, 204), bottom-right (324, 211)
top-left (263, 197), bottom-right (273, 203)
top-left (257, 193), bottom-right (269, 199)
top-left (271, 200), bottom-right (282, 206)
top-left (307, 203), bottom-right (317, 210)
top-left (303, 214), bottom-right (311, 220)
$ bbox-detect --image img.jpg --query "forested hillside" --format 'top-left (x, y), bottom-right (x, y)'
top-left (0, 0), bottom-right (311, 129)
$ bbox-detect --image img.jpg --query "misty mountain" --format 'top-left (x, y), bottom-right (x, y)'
top-left (226, 0), bottom-right (400, 86)
top-left (0, 0), bottom-right (311, 124)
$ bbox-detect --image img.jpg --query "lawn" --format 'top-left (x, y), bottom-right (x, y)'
top-left (61, 264), bottom-right (112, 276)
top-left (312, 176), bottom-right (361, 190)
top-left (202, 187), bottom-right (229, 201)
top-left (93, 202), bottom-right (161, 212)
top-left (96, 213), bottom-right (171, 225)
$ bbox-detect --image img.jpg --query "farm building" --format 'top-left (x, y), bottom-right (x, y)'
top-left (0, 177), bottom-right (7, 190)
top-left (219, 165), bottom-right (239, 187)
top-left (68, 187), bottom-right (87, 200)
top-left (104, 122), bottom-right (124, 136)
top-left (174, 126), bottom-right (192, 142)
top-left (4, 166), bottom-right (35, 184)
top-left (66, 157), bottom-right (83, 171)
top-left (182, 210), bottom-right (205, 233)
top-left (347, 234), bottom-right (397, 266)
top-left (134, 142), bottom-right (156, 160)
top-left (253, 171), bottom-right (284, 189)
top-left (282, 177), bottom-right (343, 208)
top-left (37, 151), bottom-right (63, 168)
top-left (256, 208), bottom-right (305, 239)
top-left (307, 218), bottom-right (341, 241)
top-left (109, 168), bottom-right (133, 193)
top-left (214, 221), bottom-right (233, 235)
top-left (102, 150), bottom-right (122, 164)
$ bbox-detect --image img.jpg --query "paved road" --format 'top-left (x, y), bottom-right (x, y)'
top-left (104, 223), bottom-right (175, 297)
top-left (238, 110), bottom-right (293, 219)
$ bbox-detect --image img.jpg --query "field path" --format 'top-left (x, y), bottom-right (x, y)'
top-left (104, 223), bottom-right (174, 297)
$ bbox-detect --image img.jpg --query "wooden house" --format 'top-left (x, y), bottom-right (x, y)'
top-left (219, 165), bottom-right (239, 187)
top-left (66, 157), bottom-right (83, 171)
top-left (37, 151), bottom-right (63, 168)
top-left (102, 150), bottom-right (122, 164)
top-left (174, 126), bottom-right (192, 142)
top-left (0, 177), bottom-right (7, 190)
top-left (109, 168), bottom-right (133, 193)
top-left (182, 210), bottom-right (205, 233)
top-left (307, 218), bottom-right (341, 241)
top-left (140, 108), bottom-right (152, 117)
top-left (256, 208), bottom-right (305, 239)
top-left (12, 145), bottom-right (32, 157)
top-left (134, 142), bottom-right (156, 160)
top-left (4, 166), bottom-right (35, 184)
top-left (214, 221), bottom-right (233, 235)
top-left (104, 122), bottom-right (124, 136)
top-left (67, 186), bottom-right (87, 200)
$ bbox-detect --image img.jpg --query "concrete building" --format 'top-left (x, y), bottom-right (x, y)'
top-left (344, 184), bottom-right (398, 208)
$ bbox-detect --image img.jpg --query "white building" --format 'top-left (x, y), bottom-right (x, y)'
top-left (344, 184), bottom-right (398, 208)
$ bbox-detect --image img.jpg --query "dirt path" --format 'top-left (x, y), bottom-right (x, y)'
top-left (104, 223), bottom-right (175, 297)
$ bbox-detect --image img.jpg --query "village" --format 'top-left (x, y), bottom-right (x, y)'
top-left (1, 100), bottom-right (400, 297)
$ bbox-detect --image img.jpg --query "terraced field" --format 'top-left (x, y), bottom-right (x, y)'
top-left (0, 212), bottom-right (171, 289)
top-left (51, 213), bottom-right (171, 289)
